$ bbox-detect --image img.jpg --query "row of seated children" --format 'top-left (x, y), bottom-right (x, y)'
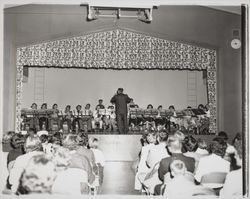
top-left (3, 130), bottom-right (105, 195)
top-left (133, 130), bottom-right (242, 197)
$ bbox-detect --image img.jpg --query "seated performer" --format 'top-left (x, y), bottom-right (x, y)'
top-left (143, 104), bottom-right (156, 130)
top-left (128, 98), bottom-right (137, 109)
top-left (96, 99), bottom-right (105, 110)
top-left (82, 103), bottom-right (93, 132)
top-left (72, 105), bottom-right (83, 132)
top-left (38, 103), bottom-right (49, 130)
top-left (50, 103), bottom-right (60, 131)
top-left (155, 105), bottom-right (166, 131)
top-left (28, 103), bottom-right (39, 130)
top-left (62, 105), bottom-right (73, 131)
top-left (92, 105), bottom-right (104, 132)
top-left (104, 105), bottom-right (117, 132)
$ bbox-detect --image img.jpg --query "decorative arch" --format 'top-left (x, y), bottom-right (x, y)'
top-left (16, 28), bottom-right (217, 133)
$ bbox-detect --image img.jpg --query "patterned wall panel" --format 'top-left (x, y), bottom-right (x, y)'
top-left (16, 28), bottom-right (217, 133)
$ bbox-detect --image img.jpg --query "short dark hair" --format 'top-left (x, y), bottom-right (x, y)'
top-left (99, 99), bottom-right (103, 102)
top-left (182, 135), bottom-right (198, 152)
top-left (209, 137), bottom-right (227, 157)
top-left (218, 131), bottom-right (229, 141)
top-left (76, 132), bottom-right (88, 146)
top-left (10, 133), bottom-right (24, 149)
top-left (39, 134), bottom-right (49, 143)
top-left (169, 105), bottom-right (175, 110)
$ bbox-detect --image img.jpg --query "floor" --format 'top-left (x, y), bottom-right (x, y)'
top-left (101, 161), bottom-right (140, 195)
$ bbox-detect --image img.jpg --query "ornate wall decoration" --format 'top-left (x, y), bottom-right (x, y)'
top-left (16, 28), bottom-right (217, 133)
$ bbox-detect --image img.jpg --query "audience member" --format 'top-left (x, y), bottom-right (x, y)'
top-left (194, 137), bottom-right (230, 188)
top-left (220, 138), bottom-right (243, 197)
top-left (17, 154), bottom-right (56, 195)
top-left (9, 135), bottom-right (44, 193)
top-left (162, 160), bottom-right (215, 197)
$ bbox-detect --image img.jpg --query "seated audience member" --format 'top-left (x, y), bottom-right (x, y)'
top-left (88, 137), bottom-right (105, 193)
top-left (52, 146), bottom-right (89, 195)
top-left (39, 134), bottom-right (53, 157)
top-left (146, 131), bottom-right (169, 169)
top-left (194, 137), bottom-right (230, 188)
top-left (37, 124), bottom-right (49, 137)
top-left (162, 160), bottom-right (215, 197)
top-left (96, 99), bottom-right (105, 110)
top-left (104, 105), bottom-right (117, 132)
top-left (155, 132), bottom-right (195, 195)
top-left (182, 135), bottom-right (206, 163)
top-left (7, 134), bottom-right (25, 171)
top-left (9, 135), bottom-right (44, 193)
top-left (218, 131), bottom-right (236, 161)
top-left (39, 103), bottom-right (49, 130)
top-left (196, 138), bottom-right (209, 155)
top-left (135, 131), bottom-right (157, 191)
top-left (62, 134), bottom-right (95, 185)
top-left (82, 103), bottom-right (93, 132)
top-left (6, 134), bottom-right (25, 190)
top-left (17, 154), bottom-right (57, 195)
top-left (76, 132), bottom-right (97, 173)
top-left (143, 104), bottom-right (156, 130)
top-left (92, 105), bottom-right (104, 131)
top-left (62, 105), bottom-right (73, 130)
top-left (220, 138), bottom-right (243, 197)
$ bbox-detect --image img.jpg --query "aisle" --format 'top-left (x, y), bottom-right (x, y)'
top-left (101, 161), bottom-right (140, 195)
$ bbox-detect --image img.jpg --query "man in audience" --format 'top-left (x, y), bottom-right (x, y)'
top-left (110, 88), bottom-right (132, 134)
top-left (9, 135), bottom-right (44, 194)
top-left (162, 160), bottom-right (215, 197)
top-left (155, 132), bottom-right (195, 195)
top-left (194, 137), bottom-right (230, 188)
top-left (220, 138), bottom-right (243, 197)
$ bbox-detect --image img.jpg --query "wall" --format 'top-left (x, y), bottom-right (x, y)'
top-left (3, 5), bottom-right (242, 140)
top-left (21, 68), bottom-right (207, 110)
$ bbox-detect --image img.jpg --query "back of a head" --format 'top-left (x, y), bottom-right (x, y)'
top-left (197, 138), bottom-right (207, 150)
top-left (76, 132), bottom-right (88, 147)
top-left (62, 134), bottom-right (79, 151)
top-left (18, 154), bottom-right (56, 194)
top-left (167, 134), bottom-right (182, 153)
top-left (218, 131), bottom-right (229, 141)
top-left (170, 160), bottom-right (187, 177)
top-left (209, 137), bottom-right (227, 157)
top-left (24, 135), bottom-right (42, 152)
top-left (183, 135), bottom-right (198, 152)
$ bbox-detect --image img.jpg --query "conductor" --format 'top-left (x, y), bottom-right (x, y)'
top-left (110, 88), bottom-right (132, 134)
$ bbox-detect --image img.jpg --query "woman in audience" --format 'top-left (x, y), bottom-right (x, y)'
top-left (220, 138), bottom-right (243, 197)
top-left (51, 146), bottom-right (90, 195)
top-left (9, 135), bottom-right (44, 194)
top-left (17, 154), bottom-right (57, 195)
top-left (182, 135), bottom-right (206, 163)
top-left (134, 131), bottom-right (157, 192)
top-left (88, 137), bottom-right (105, 193)
top-left (62, 134), bottom-right (95, 185)
top-left (194, 137), bottom-right (230, 189)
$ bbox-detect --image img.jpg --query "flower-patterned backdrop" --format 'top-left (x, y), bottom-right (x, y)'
top-left (16, 28), bottom-right (217, 133)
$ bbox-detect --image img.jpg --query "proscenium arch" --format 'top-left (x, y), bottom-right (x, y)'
top-left (15, 28), bottom-right (217, 133)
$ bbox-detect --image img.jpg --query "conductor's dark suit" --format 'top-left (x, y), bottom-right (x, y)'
top-left (110, 93), bottom-right (131, 134)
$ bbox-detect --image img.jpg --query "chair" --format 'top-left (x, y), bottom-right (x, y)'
top-left (200, 172), bottom-right (227, 195)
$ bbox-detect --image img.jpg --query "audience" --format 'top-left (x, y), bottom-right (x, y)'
top-left (2, 126), bottom-right (243, 197)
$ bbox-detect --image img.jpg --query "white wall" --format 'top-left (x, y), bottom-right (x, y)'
top-left (22, 68), bottom-right (207, 110)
